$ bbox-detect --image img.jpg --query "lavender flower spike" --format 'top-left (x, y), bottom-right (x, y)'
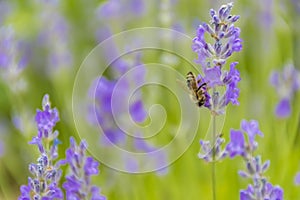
top-left (192, 3), bottom-right (242, 115)
top-left (192, 2), bottom-right (242, 67)
top-left (195, 3), bottom-right (243, 163)
top-left (62, 137), bottom-right (106, 200)
top-left (225, 119), bottom-right (283, 199)
top-left (19, 94), bottom-right (63, 200)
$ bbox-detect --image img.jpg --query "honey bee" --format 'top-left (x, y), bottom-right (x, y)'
top-left (186, 71), bottom-right (207, 107)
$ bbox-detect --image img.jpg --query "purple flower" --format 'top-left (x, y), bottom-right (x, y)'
top-left (240, 184), bottom-right (254, 200)
top-left (96, 0), bottom-right (145, 20)
top-left (0, 2), bottom-right (12, 24)
top-left (19, 94), bottom-right (63, 199)
top-left (191, 3), bottom-right (242, 115)
top-left (84, 157), bottom-right (99, 176)
top-left (0, 26), bottom-right (15, 69)
top-left (35, 94), bottom-right (59, 139)
top-left (270, 63), bottom-right (300, 118)
top-left (295, 172), bottom-right (300, 185)
top-left (240, 182), bottom-right (283, 200)
top-left (203, 66), bottom-right (222, 87)
top-left (0, 140), bottom-right (4, 157)
top-left (90, 77), bottom-right (129, 145)
top-left (0, 26), bottom-right (29, 92)
top-left (62, 137), bottom-right (106, 200)
top-left (192, 25), bottom-right (209, 66)
top-left (19, 181), bottom-right (31, 200)
top-left (36, 0), bottom-right (73, 74)
top-left (192, 2), bottom-right (242, 67)
top-left (241, 119), bottom-right (263, 149)
top-left (275, 98), bottom-right (291, 118)
top-left (198, 135), bottom-right (227, 162)
top-left (223, 62), bottom-right (240, 84)
top-left (291, 0), bottom-right (300, 13)
top-left (226, 119), bottom-right (283, 199)
top-left (130, 100), bottom-right (147, 123)
top-left (226, 129), bottom-right (245, 158)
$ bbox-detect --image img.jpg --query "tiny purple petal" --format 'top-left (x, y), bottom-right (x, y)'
top-left (129, 100), bottom-right (147, 123)
top-left (241, 119), bottom-right (263, 141)
top-left (262, 160), bottom-right (270, 172)
top-left (270, 185), bottom-right (283, 200)
top-left (238, 170), bottom-right (249, 178)
top-left (91, 186), bottom-right (107, 200)
top-left (275, 98), bottom-right (291, 118)
top-left (240, 185), bottom-right (254, 200)
top-left (203, 66), bottom-right (222, 87)
top-left (295, 172), bottom-right (300, 185)
top-left (226, 129), bottom-right (245, 158)
top-left (84, 157), bottom-right (99, 176)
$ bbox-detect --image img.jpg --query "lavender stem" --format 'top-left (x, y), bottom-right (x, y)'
top-left (212, 102), bottom-right (217, 200)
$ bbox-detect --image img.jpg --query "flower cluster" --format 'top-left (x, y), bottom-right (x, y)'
top-left (198, 135), bottom-right (227, 162)
top-left (89, 53), bottom-right (168, 173)
top-left (19, 94), bottom-right (63, 200)
top-left (226, 120), bottom-right (283, 200)
top-left (0, 26), bottom-right (28, 92)
top-left (89, 55), bottom-right (147, 145)
top-left (192, 2), bottom-right (242, 114)
top-left (62, 137), bottom-right (106, 200)
top-left (19, 94), bottom-right (106, 200)
top-left (37, 0), bottom-right (73, 75)
top-left (96, 0), bottom-right (145, 22)
top-left (270, 63), bottom-right (300, 118)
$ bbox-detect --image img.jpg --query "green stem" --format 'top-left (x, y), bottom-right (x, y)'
top-left (212, 112), bottom-right (217, 200)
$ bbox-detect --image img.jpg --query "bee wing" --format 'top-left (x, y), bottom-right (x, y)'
top-left (176, 79), bottom-right (190, 93)
top-left (176, 79), bottom-right (198, 102)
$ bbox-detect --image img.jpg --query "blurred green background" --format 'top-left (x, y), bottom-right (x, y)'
top-left (0, 0), bottom-right (300, 199)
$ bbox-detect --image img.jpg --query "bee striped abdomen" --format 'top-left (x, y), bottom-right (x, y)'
top-left (186, 71), bottom-right (207, 107)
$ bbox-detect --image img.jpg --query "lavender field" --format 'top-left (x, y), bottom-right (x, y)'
top-left (0, 0), bottom-right (300, 199)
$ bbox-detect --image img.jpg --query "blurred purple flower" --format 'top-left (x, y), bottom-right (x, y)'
top-left (0, 27), bottom-right (13, 69)
top-left (62, 137), bottom-right (106, 200)
top-left (258, 0), bottom-right (273, 30)
top-left (275, 98), bottom-right (291, 118)
top-left (96, 0), bottom-right (145, 20)
top-left (0, 25), bottom-right (31, 95)
top-left (37, 0), bottom-right (73, 74)
top-left (270, 63), bottom-right (300, 118)
top-left (134, 138), bottom-right (169, 174)
top-left (89, 55), bottom-right (148, 145)
top-left (0, 26), bottom-right (29, 71)
top-left (87, 48), bottom-right (168, 174)
top-left (291, 0), bottom-right (300, 13)
top-left (295, 172), bottom-right (300, 185)
top-left (130, 100), bottom-right (147, 123)
top-left (0, 1), bottom-right (12, 24)
top-left (0, 140), bottom-right (4, 157)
